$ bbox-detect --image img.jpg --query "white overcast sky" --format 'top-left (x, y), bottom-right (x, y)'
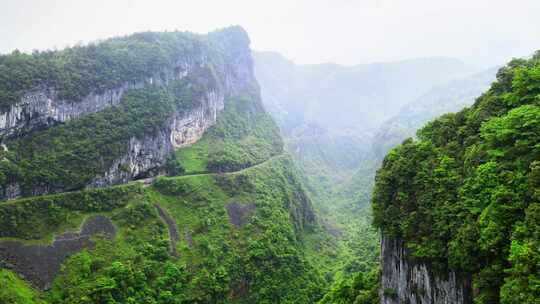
top-left (1, 0), bottom-right (539, 67)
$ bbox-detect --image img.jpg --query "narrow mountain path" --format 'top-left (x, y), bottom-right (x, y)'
top-left (136, 153), bottom-right (283, 186)
top-left (154, 204), bottom-right (180, 257)
top-left (176, 154), bottom-right (283, 177)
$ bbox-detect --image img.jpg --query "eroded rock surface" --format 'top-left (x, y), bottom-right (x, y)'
top-left (1, 27), bottom-right (258, 200)
top-left (380, 236), bottom-right (472, 304)
top-left (0, 215), bottom-right (115, 290)
top-left (90, 88), bottom-right (225, 188)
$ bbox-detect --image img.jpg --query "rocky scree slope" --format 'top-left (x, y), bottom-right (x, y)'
top-left (373, 52), bottom-right (540, 304)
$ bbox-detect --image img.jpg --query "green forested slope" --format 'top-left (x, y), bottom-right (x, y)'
top-left (1, 154), bottom-right (323, 303)
top-left (252, 51), bottom-right (481, 299)
top-left (0, 94), bottom-right (323, 303)
top-left (0, 269), bottom-right (44, 304)
top-left (0, 30), bottom-right (207, 109)
top-left (373, 52), bottom-right (540, 303)
top-left (0, 28), bottom-right (324, 303)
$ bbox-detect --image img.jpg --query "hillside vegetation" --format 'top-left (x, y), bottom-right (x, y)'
top-left (253, 51), bottom-right (489, 302)
top-left (0, 28), bottom-right (325, 303)
top-left (0, 95), bottom-right (324, 303)
top-left (0, 30), bottom-right (211, 109)
top-left (373, 52), bottom-right (540, 303)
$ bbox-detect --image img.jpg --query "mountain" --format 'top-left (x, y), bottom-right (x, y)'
top-left (254, 51), bottom-right (477, 134)
top-left (371, 66), bottom-right (498, 159)
top-left (253, 52), bottom-right (492, 295)
top-left (254, 50), bottom-right (524, 304)
top-left (254, 51), bottom-right (479, 194)
top-left (373, 52), bottom-right (540, 303)
top-left (0, 27), bottom-right (325, 303)
top-left (339, 66), bottom-right (498, 203)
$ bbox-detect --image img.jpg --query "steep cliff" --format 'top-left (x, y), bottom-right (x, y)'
top-left (0, 27), bottom-right (253, 139)
top-left (373, 53), bottom-right (540, 303)
top-left (380, 237), bottom-right (471, 304)
top-left (0, 26), bottom-right (257, 200)
top-left (0, 27), bottom-right (324, 303)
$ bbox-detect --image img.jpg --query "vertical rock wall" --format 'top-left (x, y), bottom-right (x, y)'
top-left (380, 236), bottom-right (472, 304)
top-left (0, 26), bottom-right (258, 199)
top-left (90, 88), bottom-right (225, 187)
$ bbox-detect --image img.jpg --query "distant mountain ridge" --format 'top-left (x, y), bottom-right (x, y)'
top-left (254, 51), bottom-right (484, 198)
top-left (371, 66), bottom-right (499, 160)
top-left (254, 51), bottom-right (478, 134)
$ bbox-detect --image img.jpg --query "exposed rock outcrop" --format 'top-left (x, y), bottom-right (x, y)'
top-left (0, 26), bottom-right (255, 140)
top-left (87, 28), bottom-right (256, 190)
top-left (0, 27), bottom-right (258, 200)
top-left (380, 236), bottom-right (472, 304)
top-left (0, 60), bottom-right (192, 140)
top-left (0, 215), bottom-right (116, 290)
top-left (89, 87), bottom-right (225, 188)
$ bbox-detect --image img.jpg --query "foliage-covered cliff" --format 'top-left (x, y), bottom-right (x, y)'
top-left (0, 26), bottom-right (259, 200)
top-left (0, 27), bottom-right (324, 303)
top-left (373, 52), bottom-right (540, 303)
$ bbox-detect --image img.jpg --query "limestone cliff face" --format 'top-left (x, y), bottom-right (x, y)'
top-left (0, 26), bottom-right (258, 199)
top-left (0, 26), bottom-right (255, 140)
top-left (380, 236), bottom-right (472, 304)
top-left (88, 28), bottom-right (256, 189)
top-left (0, 60), bottom-right (192, 139)
top-left (90, 89), bottom-right (225, 187)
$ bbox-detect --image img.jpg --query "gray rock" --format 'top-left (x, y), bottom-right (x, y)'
top-left (89, 83), bottom-right (225, 188)
top-left (0, 60), bottom-right (192, 139)
top-left (380, 235), bottom-right (472, 304)
top-left (0, 215), bottom-right (116, 290)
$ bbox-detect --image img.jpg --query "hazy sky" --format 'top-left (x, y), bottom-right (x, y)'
top-left (1, 0), bottom-right (539, 67)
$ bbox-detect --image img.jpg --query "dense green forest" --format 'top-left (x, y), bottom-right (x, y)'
top-left (1, 154), bottom-right (324, 303)
top-left (4, 21), bottom-right (538, 304)
top-left (0, 30), bottom-right (206, 109)
top-left (252, 51), bottom-right (491, 303)
top-left (373, 52), bottom-right (540, 303)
